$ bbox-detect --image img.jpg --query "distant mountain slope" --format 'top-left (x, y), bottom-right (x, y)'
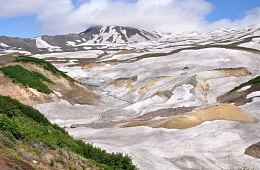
top-left (0, 25), bottom-right (259, 56)
top-left (80, 26), bottom-right (162, 44)
top-left (0, 26), bottom-right (163, 53)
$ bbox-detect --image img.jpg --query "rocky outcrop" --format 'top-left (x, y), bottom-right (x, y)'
top-left (245, 142), bottom-right (260, 159)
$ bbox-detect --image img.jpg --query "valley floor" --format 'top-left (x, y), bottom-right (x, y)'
top-left (33, 48), bottom-right (260, 169)
top-left (35, 95), bottom-right (260, 170)
top-left (5, 26), bottom-right (260, 170)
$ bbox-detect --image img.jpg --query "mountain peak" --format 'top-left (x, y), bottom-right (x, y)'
top-left (80, 25), bottom-right (162, 44)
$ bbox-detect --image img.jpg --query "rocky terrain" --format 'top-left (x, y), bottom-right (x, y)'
top-left (245, 142), bottom-right (260, 159)
top-left (0, 25), bottom-right (260, 170)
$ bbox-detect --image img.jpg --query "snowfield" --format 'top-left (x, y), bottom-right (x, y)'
top-left (32, 26), bottom-right (260, 170)
top-left (33, 50), bottom-right (104, 59)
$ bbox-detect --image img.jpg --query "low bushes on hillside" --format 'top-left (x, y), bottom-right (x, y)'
top-left (0, 95), bottom-right (136, 170)
top-left (0, 65), bottom-right (53, 94)
top-left (14, 56), bottom-right (74, 82)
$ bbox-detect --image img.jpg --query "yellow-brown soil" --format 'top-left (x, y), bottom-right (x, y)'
top-left (0, 72), bottom-right (58, 106)
top-left (138, 77), bottom-right (173, 94)
top-left (110, 76), bottom-right (137, 91)
top-left (117, 50), bottom-right (133, 54)
top-left (1, 63), bottom-right (99, 105)
top-left (118, 104), bottom-right (259, 129)
top-left (20, 62), bottom-right (100, 105)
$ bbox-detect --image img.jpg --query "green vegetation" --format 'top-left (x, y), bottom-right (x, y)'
top-left (231, 76), bottom-right (260, 92)
top-left (14, 56), bottom-right (74, 82)
top-left (0, 65), bottom-right (53, 94)
top-left (0, 95), bottom-right (136, 170)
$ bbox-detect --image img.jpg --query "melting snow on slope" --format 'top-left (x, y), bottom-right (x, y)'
top-left (246, 91), bottom-right (260, 99)
top-left (237, 85), bottom-right (251, 92)
top-left (3, 49), bottom-right (31, 55)
top-left (125, 95), bottom-right (169, 113)
top-left (67, 41), bottom-right (76, 46)
top-left (0, 42), bottom-right (9, 48)
top-left (166, 84), bottom-right (194, 105)
top-left (33, 50), bottom-right (104, 59)
top-left (35, 37), bottom-right (61, 49)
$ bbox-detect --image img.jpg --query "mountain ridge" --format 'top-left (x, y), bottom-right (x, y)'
top-left (0, 25), bottom-right (163, 53)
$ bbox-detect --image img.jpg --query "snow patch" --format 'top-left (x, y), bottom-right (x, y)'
top-left (246, 91), bottom-right (260, 99)
top-left (35, 37), bottom-right (61, 50)
top-left (0, 42), bottom-right (9, 48)
top-left (237, 85), bottom-right (251, 92)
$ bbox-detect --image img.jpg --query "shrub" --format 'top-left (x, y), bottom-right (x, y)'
top-left (0, 65), bottom-right (52, 94)
top-left (0, 115), bottom-right (23, 139)
top-left (0, 95), bottom-right (50, 125)
top-left (14, 56), bottom-right (74, 82)
top-left (0, 95), bottom-right (136, 169)
top-left (50, 159), bottom-right (55, 166)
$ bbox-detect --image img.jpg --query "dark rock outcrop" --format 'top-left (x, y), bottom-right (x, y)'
top-left (245, 142), bottom-right (260, 159)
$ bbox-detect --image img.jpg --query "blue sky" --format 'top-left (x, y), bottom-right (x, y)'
top-left (0, 0), bottom-right (259, 37)
top-left (206, 0), bottom-right (260, 21)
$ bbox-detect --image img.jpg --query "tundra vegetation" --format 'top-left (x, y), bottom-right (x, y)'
top-left (0, 95), bottom-right (136, 170)
top-left (0, 65), bottom-right (53, 94)
top-left (14, 56), bottom-right (74, 82)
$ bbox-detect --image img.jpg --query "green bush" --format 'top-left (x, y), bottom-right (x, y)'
top-left (0, 95), bottom-right (50, 125)
top-left (0, 65), bottom-right (52, 94)
top-left (0, 115), bottom-right (23, 139)
top-left (50, 159), bottom-right (55, 166)
top-left (14, 56), bottom-right (74, 82)
top-left (0, 95), bottom-right (136, 169)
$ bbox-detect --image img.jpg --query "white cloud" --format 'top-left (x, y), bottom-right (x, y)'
top-left (208, 7), bottom-right (260, 30)
top-left (0, 0), bottom-right (259, 35)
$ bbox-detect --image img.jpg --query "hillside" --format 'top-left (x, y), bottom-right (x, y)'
top-left (0, 95), bottom-right (136, 170)
top-left (0, 25), bottom-right (260, 170)
top-left (29, 26), bottom-right (260, 170)
top-left (0, 55), bottom-right (99, 105)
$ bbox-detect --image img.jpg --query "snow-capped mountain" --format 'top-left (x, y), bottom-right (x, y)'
top-left (0, 25), bottom-right (260, 56)
top-left (79, 26), bottom-right (163, 44)
top-left (0, 26), bottom-right (163, 53)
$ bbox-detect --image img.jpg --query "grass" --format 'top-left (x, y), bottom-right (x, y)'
top-left (231, 76), bottom-right (260, 92)
top-left (14, 56), bottom-right (74, 82)
top-left (0, 65), bottom-right (53, 94)
top-left (0, 95), bottom-right (136, 170)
